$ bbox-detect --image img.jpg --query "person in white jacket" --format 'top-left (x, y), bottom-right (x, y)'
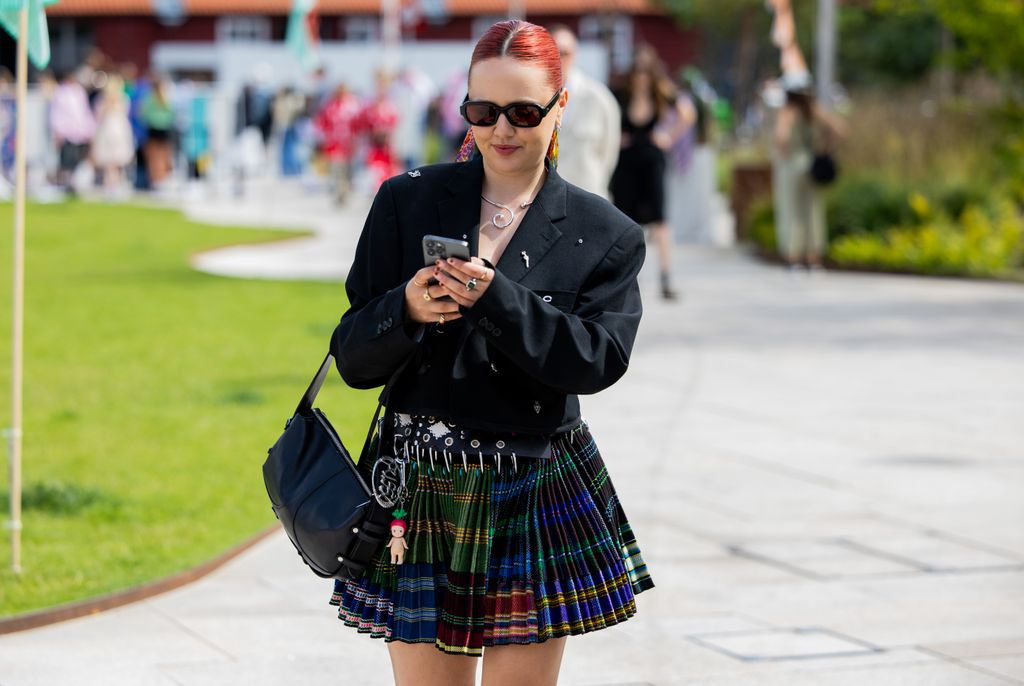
top-left (550, 25), bottom-right (620, 199)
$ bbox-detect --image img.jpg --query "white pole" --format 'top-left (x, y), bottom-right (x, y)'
top-left (381, 0), bottom-right (400, 73)
top-left (815, 0), bottom-right (836, 107)
top-left (9, 3), bottom-right (28, 574)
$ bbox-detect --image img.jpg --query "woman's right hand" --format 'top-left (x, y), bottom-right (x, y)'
top-left (404, 265), bottom-right (463, 324)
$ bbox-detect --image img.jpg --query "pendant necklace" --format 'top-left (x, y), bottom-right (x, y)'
top-left (481, 194), bottom-right (535, 229)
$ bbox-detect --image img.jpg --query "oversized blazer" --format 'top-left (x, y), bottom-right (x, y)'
top-left (330, 154), bottom-right (646, 436)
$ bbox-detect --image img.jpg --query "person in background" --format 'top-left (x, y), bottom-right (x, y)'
top-left (0, 68), bottom-right (15, 192)
top-left (772, 71), bottom-right (845, 272)
top-left (125, 65), bottom-right (151, 190)
top-left (358, 69), bottom-right (400, 192)
top-left (50, 69), bottom-right (96, 193)
top-left (272, 86), bottom-right (306, 177)
top-left (610, 45), bottom-right (695, 300)
top-left (390, 65), bottom-right (436, 171)
top-left (140, 77), bottom-right (176, 188)
top-left (548, 24), bottom-right (620, 199)
top-left (314, 83), bottom-right (361, 204)
top-left (90, 74), bottom-right (135, 198)
top-left (178, 80), bottom-right (211, 181)
top-left (438, 70), bottom-right (469, 156)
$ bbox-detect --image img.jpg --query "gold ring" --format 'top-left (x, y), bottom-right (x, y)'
top-left (412, 279), bottom-right (428, 288)
top-left (423, 290), bottom-right (431, 301)
top-left (438, 313), bottom-right (446, 325)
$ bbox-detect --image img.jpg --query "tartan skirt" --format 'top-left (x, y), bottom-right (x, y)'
top-left (328, 418), bottom-right (655, 657)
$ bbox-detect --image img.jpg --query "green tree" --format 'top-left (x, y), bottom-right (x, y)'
top-left (879, 0), bottom-right (1024, 86)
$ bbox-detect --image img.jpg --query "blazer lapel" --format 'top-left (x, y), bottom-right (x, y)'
top-left (436, 155), bottom-right (567, 282)
top-left (494, 165), bottom-right (566, 282)
top-left (436, 155), bottom-right (484, 252)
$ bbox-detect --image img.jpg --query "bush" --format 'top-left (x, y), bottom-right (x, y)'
top-left (829, 200), bottom-right (1024, 277)
top-left (826, 177), bottom-right (914, 240)
top-left (747, 198), bottom-right (777, 253)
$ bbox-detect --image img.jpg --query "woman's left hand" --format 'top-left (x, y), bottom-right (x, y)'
top-left (433, 256), bottom-right (495, 309)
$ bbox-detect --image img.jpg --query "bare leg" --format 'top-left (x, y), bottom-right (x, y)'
top-left (387, 642), bottom-right (478, 686)
top-left (650, 221), bottom-right (672, 273)
top-left (104, 166), bottom-right (121, 192)
top-left (481, 637), bottom-right (568, 686)
top-left (649, 221), bottom-right (678, 300)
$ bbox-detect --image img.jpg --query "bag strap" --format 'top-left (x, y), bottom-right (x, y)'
top-left (295, 353), bottom-right (336, 416)
top-left (296, 349), bottom-right (420, 465)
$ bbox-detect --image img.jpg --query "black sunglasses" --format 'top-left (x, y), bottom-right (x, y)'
top-left (460, 89), bottom-right (562, 128)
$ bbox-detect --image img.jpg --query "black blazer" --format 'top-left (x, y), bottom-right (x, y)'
top-left (330, 154), bottom-right (645, 436)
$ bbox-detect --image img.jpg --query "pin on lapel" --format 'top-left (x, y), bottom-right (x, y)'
top-left (407, 169), bottom-right (421, 178)
top-left (521, 251), bottom-right (530, 269)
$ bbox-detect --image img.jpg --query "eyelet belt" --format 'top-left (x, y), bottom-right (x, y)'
top-left (390, 412), bottom-right (552, 459)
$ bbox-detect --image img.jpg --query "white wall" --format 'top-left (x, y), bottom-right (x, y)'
top-left (151, 39), bottom-right (611, 97)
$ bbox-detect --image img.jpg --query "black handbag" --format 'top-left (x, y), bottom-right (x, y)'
top-left (262, 353), bottom-right (407, 581)
top-left (809, 151), bottom-right (839, 186)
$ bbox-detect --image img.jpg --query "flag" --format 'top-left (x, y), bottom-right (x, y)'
top-left (285, 0), bottom-right (319, 71)
top-left (0, 0), bottom-right (58, 70)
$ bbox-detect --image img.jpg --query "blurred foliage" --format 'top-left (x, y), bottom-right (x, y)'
top-left (830, 199), bottom-right (1024, 278)
top-left (826, 178), bottom-right (914, 240)
top-left (838, 7), bottom-right (940, 85)
top-left (878, 0), bottom-right (1024, 87)
top-left (747, 198), bottom-right (777, 254)
top-left (746, 177), bottom-right (1024, 278)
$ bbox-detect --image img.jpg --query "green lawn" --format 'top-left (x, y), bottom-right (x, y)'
top-left (0, 201), bottom-right (375, 617)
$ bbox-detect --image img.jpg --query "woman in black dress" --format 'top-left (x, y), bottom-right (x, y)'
top-left (611, 46), bottom-right (694, 300)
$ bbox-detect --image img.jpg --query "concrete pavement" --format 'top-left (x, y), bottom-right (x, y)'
top-left (1, 180), bottom-right (1023, 685)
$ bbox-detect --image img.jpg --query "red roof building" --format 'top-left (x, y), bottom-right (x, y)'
top-left (37, 0), bottom-right (698, 79)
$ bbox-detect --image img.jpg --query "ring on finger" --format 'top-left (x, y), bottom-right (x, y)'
top-left (438, 313), bottom-right (445, 325)
top-left (466, 277), bottom-right (478, 291)
top-left (423, 289), bottom-right (432, 301)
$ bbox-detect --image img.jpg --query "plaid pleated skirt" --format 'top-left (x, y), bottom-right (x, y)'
top-left (328, 418), bottom-right (655, 657)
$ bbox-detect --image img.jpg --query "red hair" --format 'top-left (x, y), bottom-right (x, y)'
top-left (469, 19), bottom-right (562, 93)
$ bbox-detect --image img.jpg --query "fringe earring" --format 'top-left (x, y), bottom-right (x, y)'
top-left (455, 128), bottom-right (476, 163)
top-left (546, 124), bottom-right (560, 170)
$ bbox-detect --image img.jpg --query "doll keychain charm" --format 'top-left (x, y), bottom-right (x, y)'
top-left (388, 507), bottom-right (409, 565)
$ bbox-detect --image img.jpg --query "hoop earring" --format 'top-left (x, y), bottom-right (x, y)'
top-left (546, 124), bottom-right (560, 170)
top-left (455, 128), bottom-right (475, 163)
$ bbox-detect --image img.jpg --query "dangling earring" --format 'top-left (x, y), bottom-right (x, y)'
top-left (455, 128), bottom-right (475, 163)
top-left (546, 124), bottom-right (560, 170)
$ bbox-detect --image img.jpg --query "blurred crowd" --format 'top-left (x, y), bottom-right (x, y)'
top-left (0, 47), bottom-right (485, 203)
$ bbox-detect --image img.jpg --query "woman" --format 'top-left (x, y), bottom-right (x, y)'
top-left (328, 20), bottom-right (654, 686)
top-left (140, 78), bottom-right (176, 187)
top-left (90, 75), bottom-right (135, 197)
top-left (610, 45), bottom-right (695, 300)
top-left (772, 74), bottom-right (845, 271)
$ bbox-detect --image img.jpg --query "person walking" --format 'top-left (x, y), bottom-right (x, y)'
top-left (140, 78), bottom-right (176, 188)
top-left (49, 69), bottom-right (96, 192)
top-left (90, 75), bottom-right (135, 198)
top-left (548, 24), bottom-right (620, 199)
top-left (328, 19), bottom-right (654, 686)
top-left (772, 72), bottom-right (845, 271)
top-left (314, 83), bottom-right (360, 204)
top-left (610, 46), bottom-right (694, 301)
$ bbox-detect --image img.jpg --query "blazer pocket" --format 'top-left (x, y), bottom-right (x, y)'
top-left (532, 290), bottom-right (577, 313)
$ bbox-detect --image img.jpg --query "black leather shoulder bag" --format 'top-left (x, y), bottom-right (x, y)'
top-left (262, 352), bottom-right (411, 581)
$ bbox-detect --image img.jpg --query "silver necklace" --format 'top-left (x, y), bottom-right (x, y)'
top-left (481, 194), bottom-right (535, 229)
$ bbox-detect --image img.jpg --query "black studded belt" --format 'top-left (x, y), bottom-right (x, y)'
top-left (388, 412), bottom-right (553, 460)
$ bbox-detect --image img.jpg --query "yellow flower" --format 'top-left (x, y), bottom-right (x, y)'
top-left (909, 192), bottom-right (931, 219)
